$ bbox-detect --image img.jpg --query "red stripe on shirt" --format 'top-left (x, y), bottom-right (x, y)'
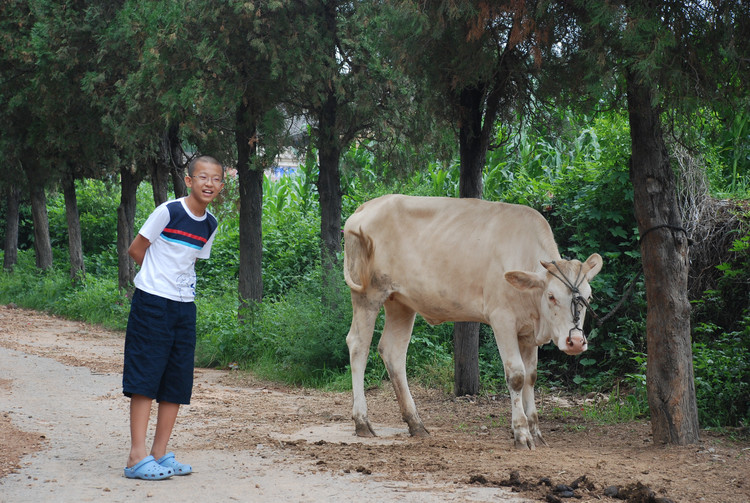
top-left (163, 227), bottom-right (208, 243)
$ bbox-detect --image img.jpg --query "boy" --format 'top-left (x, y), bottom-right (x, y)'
top-left (122, 155), bottom-right (224, 480)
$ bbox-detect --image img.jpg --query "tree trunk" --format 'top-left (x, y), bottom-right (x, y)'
top-left (3, 184), bottom-right (21, 271)
top-left (150, 154), bottom-right (170, 207)
top-left (453, 85), bottom-right (491, 396)
top-left (315, 0), bottom-right (344, 309)
top-left (457, 86), bottom-right (486, 200)
top-left (626, 70), bottom-right (700, 445)
top-left (236, 99), bottom-right (264, 311)
top-left (28, 181), bottom-right (52, 271)
top-left (317, 89), bottom-right (343, 308)
top-left (167, 124), bottom-right (187, 198)
top-left (171, 165), bottom-right (187, 199)
top-left (61, 174), bottom-right (85, 281)
top-left (117, 165), bottom-right (141, 291)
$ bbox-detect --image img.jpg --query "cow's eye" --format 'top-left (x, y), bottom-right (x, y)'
top-left (547, 292), bottom-right (556, 303)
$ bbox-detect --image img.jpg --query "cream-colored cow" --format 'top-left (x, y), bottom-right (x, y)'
top-left (343, 194), bottom-right (602, 449)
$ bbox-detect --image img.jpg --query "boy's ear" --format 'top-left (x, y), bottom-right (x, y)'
top-left (184, 175), bottom-right (193, 188)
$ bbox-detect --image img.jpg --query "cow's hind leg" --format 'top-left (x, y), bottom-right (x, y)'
top-left (347, 294), bottom-right (381, 437)
top-left (380, 299), bottom-right (428, 437)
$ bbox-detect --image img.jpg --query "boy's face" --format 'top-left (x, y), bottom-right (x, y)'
top-left (185, 161), bottom-right (224, 205)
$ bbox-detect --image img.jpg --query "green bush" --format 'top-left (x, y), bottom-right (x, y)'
top-left (56, 274), bottom-right (130, 330)
top-left (690, 228), bottom-right (750, 427)
top-left (47, 179), bottom-right (121, 254)
top-left (693, 327), bottom-right (750, 427)
top-left (261, 211), bottom-right (321, 300)
top-left (194, 291), bottom-right (244, 368)
top-left (0, 250), bottom-right (66, 309)
top-left (195, 217), bottom-right (240, 294)
top-left (242, 272), bottom-right (353, 385)
top-left (693, 229), bottom-right (750, 336)
top-left (0, 249), bottom-right (128, 330)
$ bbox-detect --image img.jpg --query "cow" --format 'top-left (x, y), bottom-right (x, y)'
top-left (343, 194), bottom-right (603, 450)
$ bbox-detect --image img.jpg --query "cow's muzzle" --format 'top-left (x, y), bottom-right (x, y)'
top-left (565, 294), bottom-right (588, 354)
top-left (565, 326), bottom-right (587, 355)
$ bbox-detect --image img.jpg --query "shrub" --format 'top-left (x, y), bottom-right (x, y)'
top-left (0, 250), bottom-right (71, 310)
top-left (245, 271), bottom-right (353, 386)
top-left (194, 291), bottom-right (244, 368)
top-left (56, 274), bottom-right (130, 330)
top-left (47, 179), bottom-right (121, 254)
top-left (693, 321), bottom-right (750, 427)
top-left (0, 249), bottom-right (129, 330)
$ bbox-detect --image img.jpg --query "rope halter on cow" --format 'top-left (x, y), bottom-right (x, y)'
top-left (547, 260), bottom-right (600, 347)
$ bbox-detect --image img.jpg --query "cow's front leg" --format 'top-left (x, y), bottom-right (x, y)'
top-left (504, 362), bottom-right (536, 449)
top-left (520, 343), bottom-right (547, 447)
top-left (380, 300), bottom-right (428, 437)
top-left (347, 295), bottom-right (381, 437)
top-left (493, 323), bottom-right (536, 449)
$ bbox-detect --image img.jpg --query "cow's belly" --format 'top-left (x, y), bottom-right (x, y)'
top-left (389, 289), bottom-right (487, 325)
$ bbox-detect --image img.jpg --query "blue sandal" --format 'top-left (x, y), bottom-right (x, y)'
top-left (124, 455), bottom-right (173, 480)
top-left (156, 452), bottom-right (192, 475)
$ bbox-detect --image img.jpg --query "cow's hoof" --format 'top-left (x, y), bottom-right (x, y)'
top-left (408, 424), bottom-right (430, 437)
top-left (354, 421), bottom-right (377, 437)
top-left (514, 439), bottom-right (535, 450)
top-left (513, 431), bottom-right (536, 450)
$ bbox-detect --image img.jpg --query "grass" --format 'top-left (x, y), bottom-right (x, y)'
top-left (0, 251), bottom-right (130, 331)
top-left (581, 393), bottom-right (649, 424)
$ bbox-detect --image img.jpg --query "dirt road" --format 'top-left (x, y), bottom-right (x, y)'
top-left (0, 307), bottom-right (526, 502)
top-left (1, 306), bottom-right (748, 502)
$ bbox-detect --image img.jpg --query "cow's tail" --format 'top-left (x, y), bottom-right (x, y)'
top-left (343, 227), bottom-right (374, 294)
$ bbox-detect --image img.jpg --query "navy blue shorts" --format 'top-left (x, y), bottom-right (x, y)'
top-left (123, 289), bottom-right (197, 404)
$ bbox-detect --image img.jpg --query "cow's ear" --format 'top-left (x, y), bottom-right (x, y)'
top-left (505, 271), bottom-right (545, 291)
top-left (583, 253), bottom-right (603, 281)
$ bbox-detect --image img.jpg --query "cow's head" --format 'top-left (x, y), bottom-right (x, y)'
top-left (505, 253), bottom-right (603, 355)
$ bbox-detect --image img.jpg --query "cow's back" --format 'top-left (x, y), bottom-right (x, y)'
top-left (344, 195), bottom-right (560, 323)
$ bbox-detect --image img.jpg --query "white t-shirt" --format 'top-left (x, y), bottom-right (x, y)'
top-left (134, 198), bottom-right (218, 302)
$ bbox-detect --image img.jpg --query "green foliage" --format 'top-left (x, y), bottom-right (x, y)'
top-left (406, 318), bottom-right (454, 391)
top-left (253, 280), bottom-right (351, 385)
top-left (56, 274), bottom-right (130, 330)
top-left (260, 171), bottom-right (321, 299)
top-left (0, 250), bottom-right (129, 330)
top-left (0, 251), bottom-right (69, 310)
top-left (692, 226), bottom-right (750, 342)
top-left (197, 168), bottom-right (321, 300)
top-left (692, 325), bottom-right (750, 427)
top-left (581, 383), bottom-right (649, 424)
top-left (715, 106), bottom-right (750, 194)
top-left (261, 213), bottom-right (320, 299)
top-left (194, 292), bottom-right (244, 368)
top-left (690, 227), bottom-right (750, 427)
top-left (47, 179), bottom-right (120, 254)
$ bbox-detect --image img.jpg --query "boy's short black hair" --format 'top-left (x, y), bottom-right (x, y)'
top-left (188, 155), bottom-right (224, 177)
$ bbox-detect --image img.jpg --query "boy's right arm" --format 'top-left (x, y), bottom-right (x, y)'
top-left (128, 234), bottom-right (151, 267)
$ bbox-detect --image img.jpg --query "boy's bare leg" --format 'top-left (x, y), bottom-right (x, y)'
top-left (150, 401), bottom-right (180, 460)
top-left (128, 394), bottom-right (153, 467)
